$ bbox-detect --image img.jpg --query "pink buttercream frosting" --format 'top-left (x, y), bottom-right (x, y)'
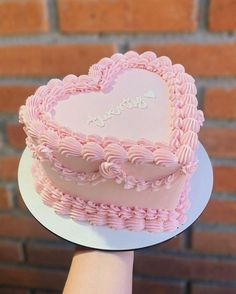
top-left (104, 143), bottom-right (128, 163)
top-left (128, 145), bottom-right (154, 164)
top-left (20, 51), bottom-right (204, 184)
top-left (81, 142), bottom-right (104, 162)
top-left (153, 148), bottom-right (178, 166)
top-left (27, 140), bottom-right (182, 191)
top-left (58, 136), bottom-right (82, 157)
top-left (99, 162), bottom-right (122, 179)
top-left (19, 50), bottom-right (204, 233)
top-left (32, 160), bottom-right (190, 233)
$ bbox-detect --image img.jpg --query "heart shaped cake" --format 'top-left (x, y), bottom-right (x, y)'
top-left (19, 51), bottom-right (204, 232)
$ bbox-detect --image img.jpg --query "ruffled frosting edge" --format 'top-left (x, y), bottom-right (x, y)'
top-left (19, 50), bottom-right (204, 175)
top-left (27, 137), bottom-right (187, 192)
top-left (32, 159), bottom-right (191, 233)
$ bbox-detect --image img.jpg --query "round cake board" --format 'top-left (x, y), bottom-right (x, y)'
top-left (18, 143), bottom-right (213, 251)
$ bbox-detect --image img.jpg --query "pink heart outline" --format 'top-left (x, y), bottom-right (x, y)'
top-left (21, 51), bottom-right (204, 191)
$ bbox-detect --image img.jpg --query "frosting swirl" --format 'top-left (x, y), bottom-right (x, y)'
top-left (153, 148), bottom-right (178, 166)
top-left (180, 131), bottom-right (198, 149)
top-left (176, 144), bottom-right (194, 165)
top-left (40, 130), bottom-right (58, 150)
top-left (182, 118), bottom-right (200, 133)
top-left (104, 143), bottom-right (128, 163)
top-left (99, 162), bottom-right (122, 179)
top-left (128, 145), bottom-right (154, 164)
top-left (82, 142), bottom-right (104, 161)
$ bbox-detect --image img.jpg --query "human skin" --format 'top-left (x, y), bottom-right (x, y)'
top-left (63, 248), bottom-right (134, 294)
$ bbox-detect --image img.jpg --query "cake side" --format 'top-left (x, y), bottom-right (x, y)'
top-left (32, 159), bottom-right (191, 233)
top-left (33, 155), bottom-right (187, 210)
top-left (26, 135), bottom-right (186, 210)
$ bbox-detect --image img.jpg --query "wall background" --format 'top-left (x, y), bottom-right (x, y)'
top-left (0, 0), bottom-right (236, 293)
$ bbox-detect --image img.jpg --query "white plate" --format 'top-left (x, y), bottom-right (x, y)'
top-left (18, 143), bottom-right (213, 251)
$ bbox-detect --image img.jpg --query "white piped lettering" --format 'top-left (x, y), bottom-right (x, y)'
top-left (87, 91), bottom-right (156, 128)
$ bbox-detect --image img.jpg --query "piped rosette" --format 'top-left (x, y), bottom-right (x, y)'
top-left (98, 143), bottom-right (181, 192)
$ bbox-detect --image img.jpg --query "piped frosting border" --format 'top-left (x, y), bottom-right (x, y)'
top-left (19, 51), bottom-right (204, 178)
top-left (32, 160), bottom-right (191, 233)
top-left (26, 136), bottom-right (185, 192)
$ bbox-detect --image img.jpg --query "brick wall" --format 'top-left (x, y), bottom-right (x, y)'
top-left (0, 0), bottom-right (235, 293)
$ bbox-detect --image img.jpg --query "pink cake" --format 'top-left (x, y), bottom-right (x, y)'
top-left (19, 51), bottom-right (204, 232)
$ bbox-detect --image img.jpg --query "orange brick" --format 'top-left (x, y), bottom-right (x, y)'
top-left (199, 199), bottom-right (236, 224)
top-left (0, 215), bottom-right (58, 240)
top-left (209, 0), bottom-right (236, 31)
top-left (203, 88), bottom-right (236, 119)
top-left (134, 252), bottom-right (236, 281)
top-left (191, 283), bottom-right (236, 294)
top-left (0, 156), bottom-right (20, 181)
top-left (192, 231), bottom-right (236, 255)
top-left (0, 44), bottom-right (115, 77)
top-left (213, 166), bottom-right (236, 193)
top-left (153, 234), bottom-right (183, 250)
top-left (199, 127), bottom-right (236, 158)
top-left (26, 243), bottom-right (75, 267)
top-left (0, 0), bottom-right (48, 35)
top-left (0, 241), bottom-right (23, 262)
top-left (0, 85), bottom-right (37, 113)
top-left (133, 278), bottom-right (183, 294)
top-left (0, 288), bottom-right (29, 294)
top-left (58, 0), bottom-right (197, 33)
top-left (6, 123), bottom-right (26, 149)
top-left (133, 43), bottom-right (236, 76)
top-left (0, 186), bottom-right (12, 209)
top-left (0, 265), bottom-right (66, 290)
top-left (17, 189), bottom-right (28, 211)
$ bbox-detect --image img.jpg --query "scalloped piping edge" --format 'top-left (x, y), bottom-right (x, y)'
top-left (27, 137), bottom-right (188, 192)
top-left (32, 159), bottom-right (191, 233)
top-left (19, 50), bottom-right (204, 175)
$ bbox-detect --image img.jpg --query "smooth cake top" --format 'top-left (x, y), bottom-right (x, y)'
top-left (52, 68), bottom-right (170, 142)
